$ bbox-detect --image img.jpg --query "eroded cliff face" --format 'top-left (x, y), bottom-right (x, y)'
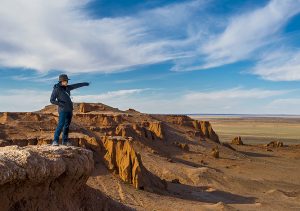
top-left (0, 103), bottom-right (220, 195)
top-left (153, 114), bottom-right (220, 143)
top-left (0, 145), bottom-right (94, 211)
top-left (101, 136), bottom-right (167, 193)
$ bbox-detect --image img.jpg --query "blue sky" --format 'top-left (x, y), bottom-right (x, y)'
top-left (1, 0), bottom-right (300, 114)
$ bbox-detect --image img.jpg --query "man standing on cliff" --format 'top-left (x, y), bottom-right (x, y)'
top-left (50, 74), bottom-right (90, 146)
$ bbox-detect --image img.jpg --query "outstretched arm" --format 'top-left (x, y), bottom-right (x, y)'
top-left (50, 88), bottom-right (65, 106)
top-left (68, 82), bottom-right (89, 90)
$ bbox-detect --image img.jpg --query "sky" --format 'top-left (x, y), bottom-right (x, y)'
top-left (1, 0), bottom-right (300, 114)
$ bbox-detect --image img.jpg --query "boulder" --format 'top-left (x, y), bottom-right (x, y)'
top-left (173, 142), bottom-right (189, 151)
top-left (0, 145), bottom-right (94, 211)
top-left (211, 146), bottom-right (220, 158)
top-left (231, 136), bottom-right (244, 145)
top-left (266, 141), bottom-right (284, 147)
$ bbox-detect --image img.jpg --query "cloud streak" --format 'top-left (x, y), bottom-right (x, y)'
top-left (0, 0), bottom-right (187, 73)
top-left (0, 87), bottom-right (292, 114)
top-left (172, 0), bottom-right (300, 72)
top-left (1, 0), bottom-right (300, 82)
top-left (251, 48), bottom-right (300, 81)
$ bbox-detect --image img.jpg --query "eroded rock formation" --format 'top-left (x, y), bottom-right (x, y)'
top-left (266, 141), bottom-right (284, 147)
top-left (0, 145), bottom-right (94, 211)
top-left (232, 136), bottom-right (244, 145)
top-left (101, 136), bottom-right (167, 192)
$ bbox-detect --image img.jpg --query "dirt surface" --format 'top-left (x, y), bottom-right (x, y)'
top-left (0, 103), bottom-right (299, 211)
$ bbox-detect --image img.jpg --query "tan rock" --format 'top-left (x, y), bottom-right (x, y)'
top-left (173, 141), bottom-right (189, 151)
top-left (197, 121), bottom-right (220, 143)
top-left (0, 145), bottom-right (94, 211)
top-left (231, 136), bottom-right (244, 145)
top-left (102, 136), bottom-right (166, 192)
top-left (267, 141), bottom-right (284, 147)
top-left (211, 146), bottom-right (220, 158)
top-left (148, 121), bottom-right (164, 139)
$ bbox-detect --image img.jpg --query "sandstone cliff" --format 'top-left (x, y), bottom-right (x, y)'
top-left (102, 136), bottom-right (167, 193)
top-left (0, 145), bottom-right (133, 211)
top-left (0, 145), bottom-right (94, 210)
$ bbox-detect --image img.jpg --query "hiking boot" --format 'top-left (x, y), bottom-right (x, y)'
top-left (62, 141), bottom-right (73, 146)
top-left (52, 141), bottom-right (59, 146)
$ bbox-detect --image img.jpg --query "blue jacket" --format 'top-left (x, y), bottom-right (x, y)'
top-left (50, 82), bottom-right (89, 112)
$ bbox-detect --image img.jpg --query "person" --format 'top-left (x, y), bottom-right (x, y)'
top-left (50, 74), bottom-right (90, 146)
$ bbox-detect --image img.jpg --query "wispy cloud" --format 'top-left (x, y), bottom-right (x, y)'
top-left (1, 86), bottom-right (297, 114)
top-left (251, 48), bottom-right (300, 81)
top-left (266, 98), bottom-right (300, 114)
top-left (73, 88), bottom-right (149, 102)
top-left (171, 0), bottom-right (300, 72)
top-left (183, 87), bottom-right (289, 100)
top-left (1, 0), bottom-right (300, 82)
top-left (0, 0), bottom-right (175, 73)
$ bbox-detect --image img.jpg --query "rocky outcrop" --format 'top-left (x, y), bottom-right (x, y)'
top-left (101, 136), bottom-right (167, 192)
top-left (0, 145), bottom-right (94, 211)
top-left (231, 136), bottom-right (244, 145)
top-left (194, 120), bottom-right (220, 143)
top-left (74, 113), bottom-right (123, 127)
top-left (78, 102), bottom-right (121, 113)
top-left (211, 146), bottom-right (220, 158)
top-left (114, 121), bottom-right (165, 141)
top-left (173, 141), bottom-right (189, 151)
top-left (79, 103), bottom-right (95, 113)
top-left (167, 115), bottom-right (195, 127)
top-left (141, 121), bottom-right (165, 139)
top-left (266, 141), bottom-right (284, 147)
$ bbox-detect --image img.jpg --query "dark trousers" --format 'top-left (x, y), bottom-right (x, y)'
top-left (53, 111), bottom-right (73, 144)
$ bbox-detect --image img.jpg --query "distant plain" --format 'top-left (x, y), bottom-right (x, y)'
top-left (190, 115), bottom-right (300, 145)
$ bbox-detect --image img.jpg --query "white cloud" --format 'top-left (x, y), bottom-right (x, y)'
top-left (251, 49), bottom-right (300, 81)
top-left (0, 88), bottom-right (149, 111)
top-left (266, 98), bottom-right (300, 114)
top-left (1, 0), bottom-right (300, 82)
top-left (183, 87), bottom-right (289, 100)
top-left (0, 87), bottom-right (291, 114)
top-left (172, 0), bottom-right (300, 72)
top-left (0, 0), bottom-right (188, 73)
top-left (72, 88), bottom-right (148, 101)
top-left (0, 89), bottom-right (51, 111)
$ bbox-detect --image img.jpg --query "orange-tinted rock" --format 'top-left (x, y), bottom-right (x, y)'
top-left (173, 142), bottom-right (189, 151)
top-left (79, 103), bottom-right (94, 113)
top-left (267, 141), bottom-right (284, 147)
top-left (0, 145), bottom-right (94, 211)
top-left (211, 146), bottom-right (219, 158)
top-left (231, 136), bottom-right (244, 145)
top-left (148, 121), bottom-right (164, 139)
top-left (102, 136), bottom-right (166, 192)
top-left (197, 121), bottom-right (220, 143)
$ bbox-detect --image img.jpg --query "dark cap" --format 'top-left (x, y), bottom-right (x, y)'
top-left (58, 74), bottom-right (70, 82)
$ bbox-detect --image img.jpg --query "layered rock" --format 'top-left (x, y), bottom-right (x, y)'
top-left (78, 102), bottom-right (120, 113)
top-left (231, 136), bottom-right (244, 145)
top-left (101, 136), bottom-right (167, 192)
top-left (211, 146), bottom-right (220, 158)
top-left (158, 115), bottom-right (220, 143)
top-left (194, 120), bottom-right (220, 143)
top-left (173, 141), bottom-right (189, 151)
top-left (266, 141), bottom-right (284, 147)
top-left (114, 121), bottom-right (165, 141)
top-left (0, 145), bottom-right (94, 211)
